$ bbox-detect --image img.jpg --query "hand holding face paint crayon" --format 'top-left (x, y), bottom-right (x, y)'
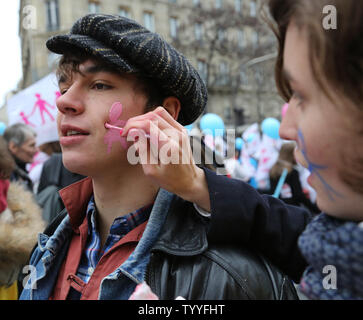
top-left (104, 106), bottom-right (211, 212)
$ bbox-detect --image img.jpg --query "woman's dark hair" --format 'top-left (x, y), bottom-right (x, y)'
top-left (266, 0), bottom-right (363, 111)
top-left (265, 0), bottom-right (363, 194)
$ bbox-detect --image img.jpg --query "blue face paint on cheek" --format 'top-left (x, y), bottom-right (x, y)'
top-left (297, 129), bottom-right (343, 201)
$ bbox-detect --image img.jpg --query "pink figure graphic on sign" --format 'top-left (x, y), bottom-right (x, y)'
top-left (29, 93), bottom-right (56, 125)
top-left (19, 111), bottom-right (36, 128)
top-left (27, 151), bottom-right (42, 172)
top-left (55, 91), bottom-right (61, 100)
top-left (261, 149), bottom-right (271, 166)
top-left (104, 102), bottom-right (127, 153)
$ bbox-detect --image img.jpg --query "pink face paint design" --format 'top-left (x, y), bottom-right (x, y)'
top-left (104, 102), bottom-right (128, 153)
top-left (105, 123), bottom-right (123, 135)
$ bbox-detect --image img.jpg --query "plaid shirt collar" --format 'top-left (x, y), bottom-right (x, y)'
top-left (74, 195), bottom-right (153, 285)
top-left (86, 195), bottom-right (152, 238)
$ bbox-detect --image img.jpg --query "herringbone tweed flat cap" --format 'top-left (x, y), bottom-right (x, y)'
top-left (46, 14), bottom-right (207, 125)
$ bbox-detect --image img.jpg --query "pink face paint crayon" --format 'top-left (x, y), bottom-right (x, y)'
top-left (104, 122), bottom-right (123, 135)
top-left (104, 122), bottom-right (151, 139)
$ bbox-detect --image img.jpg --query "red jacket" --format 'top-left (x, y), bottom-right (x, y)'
top-left (0, 179), bottom-right (9, 213)
top-left (50, 178), bottom-right (147, 300)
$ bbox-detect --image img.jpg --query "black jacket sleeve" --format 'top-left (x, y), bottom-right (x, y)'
top-left (38, 153), bottom-right (86, 194)
top-left (203, 168), bottom-right (311, 283)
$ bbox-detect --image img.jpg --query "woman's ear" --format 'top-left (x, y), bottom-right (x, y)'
top-left (8, 141), bottom-right (18, 155)
top-left (162, 97), bottom-right (181, 120)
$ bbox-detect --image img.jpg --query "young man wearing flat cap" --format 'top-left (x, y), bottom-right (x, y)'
top-left (20, 14), bottom-right (297, 300)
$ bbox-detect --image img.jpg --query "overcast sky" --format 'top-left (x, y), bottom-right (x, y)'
top-left (0, 1), bottom-right (22, 107)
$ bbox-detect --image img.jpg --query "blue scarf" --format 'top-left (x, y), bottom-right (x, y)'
top-left (298, 213), bottom-right (363, 299)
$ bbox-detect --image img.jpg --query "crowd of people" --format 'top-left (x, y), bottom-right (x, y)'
top-left (0, 123), bottom-right (84, 299)
top-left (222, 130), bottom-right (320, 215)
top-left (0, 0), bottom-right (362, 301)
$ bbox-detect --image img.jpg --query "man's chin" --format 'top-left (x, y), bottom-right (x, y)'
top-left (62, 156), bottom-right (89, 176)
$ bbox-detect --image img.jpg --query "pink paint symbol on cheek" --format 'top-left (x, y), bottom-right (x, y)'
top-left (104, 102), bottom-right (128, 154)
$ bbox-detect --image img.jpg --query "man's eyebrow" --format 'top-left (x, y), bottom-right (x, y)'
top-left (57, 64), bottom-right (119, 85)
top-left (83, 64), bottom-right (119, 75)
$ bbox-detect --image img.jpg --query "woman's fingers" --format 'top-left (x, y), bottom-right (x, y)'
top-left (121, 107), bottom-right (186, 139)
top-left (121, 108), bottom-right (194, 170)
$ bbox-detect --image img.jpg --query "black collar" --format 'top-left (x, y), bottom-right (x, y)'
top-left (152, 197), bottom-right (209, 256)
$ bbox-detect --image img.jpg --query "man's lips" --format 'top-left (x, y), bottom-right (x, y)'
top-left (59, 124), bottom-right (90, 147)
top-left (60, 124), bottom-right (90, 137)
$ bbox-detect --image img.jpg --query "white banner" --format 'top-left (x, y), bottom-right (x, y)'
top-left (242, 122), bottom-right (261, 157)
top-left (254, 134), bottom-right (281, 190)
top-left (7, 73), bottom-right (60, 147)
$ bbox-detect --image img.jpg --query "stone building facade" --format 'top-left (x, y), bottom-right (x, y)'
top-left (18, 0), bottom-right (284, 129)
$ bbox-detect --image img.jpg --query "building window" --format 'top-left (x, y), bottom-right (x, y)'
top-left (224, 108), bottom-right (232, 121)
top-left (219, 61), bottom-right (229, 85)
top-left (88, 1), bottom-right (100, 14)
top-left (239, 69), bottom-right (248, 85)
top-left (235, 0), bottom-right (242, 13)
top-left (169, 17), bottom-right (178, 39)
top-left (237, 30), bottom-right (245, 49)
top-left (218, 28), bottom-right (225, 42)
top-left (169, 0), bottom-right (177, 3)
top-left (119, 7), bottom-right (130, 18)
top-left (45, 0), bottom-right (59, 31)
top-left (255, 67), bottom-right (263, 85)
top-left (194, 23), bottom-right (203, 41)
top-left (197, 60), bottom-right (208, 84)
top-left (215, 0), bottom-right (223, 9)
top-left (193, 0), bottom-right (201, 6)
top-left (143, 12), bottom-right (155, 32)
top-left (252, 30), bottom-right (259, 48)
top-left (250, 0), bottom-right (256, 17)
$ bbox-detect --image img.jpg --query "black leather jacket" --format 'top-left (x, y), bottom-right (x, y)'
top-left (10, 165), bottom-right (33, 192)
top-left (35, 194), bottom-right (298, 300)
top-left (145, 197), bottom-right (298, 300)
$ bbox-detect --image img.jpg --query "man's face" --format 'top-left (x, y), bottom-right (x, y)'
top-left (56, 59), bottom-right (148, 177)
top-left (9, 137), bottom-right (37, 164)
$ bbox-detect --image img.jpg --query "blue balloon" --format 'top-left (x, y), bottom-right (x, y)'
top-left (261, 118), bottom-right (280, 139)
top-left (246, 133), bottom-right (256, 143)
top-left (249, 157), bottom-right (258, 169)
top-left (0, 122), bottom-right (6, 135)
top-left (184, 124), bottom-right (194, 133)
top-left (200, 113), bottom-right (225, 137)
top-left (235, 137), bottom-right (244, 151)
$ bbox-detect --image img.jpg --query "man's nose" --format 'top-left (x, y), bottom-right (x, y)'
top-left (56, 86), bottom-right (85, 115)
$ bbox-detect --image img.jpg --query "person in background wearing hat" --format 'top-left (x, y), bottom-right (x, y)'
top-left (0, 136), bottom-right (44, 300)
top-left (3, 123), bottom-right (38, 192)
top-left (20, 14), bottom-right (297, 300)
